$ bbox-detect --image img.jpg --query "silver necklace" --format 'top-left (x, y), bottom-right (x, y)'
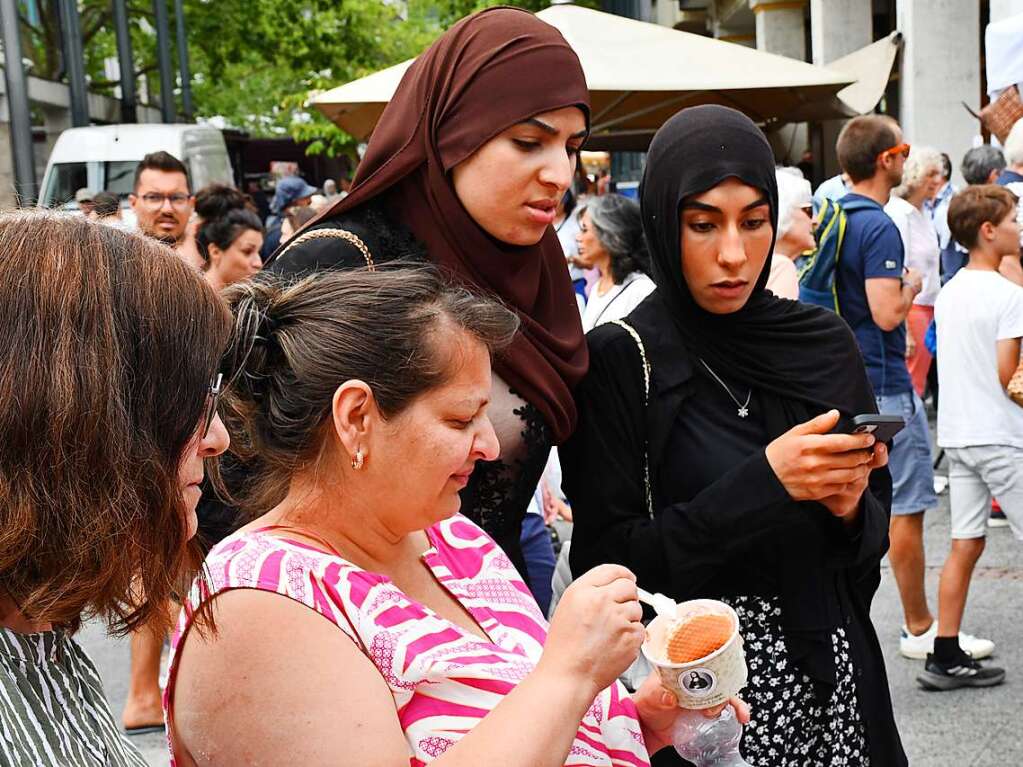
top-left (699, 358), bottom-right (752, 418)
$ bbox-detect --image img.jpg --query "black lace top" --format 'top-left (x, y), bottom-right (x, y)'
top-left (262, 201), bottom-right (554, 572)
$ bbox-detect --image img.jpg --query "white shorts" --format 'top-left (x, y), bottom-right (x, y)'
top-left (946, 445), bottom-right (1023, 540)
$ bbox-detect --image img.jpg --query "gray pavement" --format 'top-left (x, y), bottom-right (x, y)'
top-left (79, 470), bottom-right (1023, 766)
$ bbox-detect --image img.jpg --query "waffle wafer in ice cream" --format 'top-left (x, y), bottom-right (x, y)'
top-left (664, 613), bottom-right (734, 664)
top-left (642, 599), bottom-right (747, 709)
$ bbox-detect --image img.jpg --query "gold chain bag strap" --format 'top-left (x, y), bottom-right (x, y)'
top-left (275, 228), bottom-right (376, 271)
top-left (610, 319), bottom-right (654, 518)
top-left (1007, 358), bottom-right (1023, 407)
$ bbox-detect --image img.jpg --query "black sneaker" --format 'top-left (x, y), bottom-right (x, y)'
top-left (917, 652), bottom-right (1006, 691)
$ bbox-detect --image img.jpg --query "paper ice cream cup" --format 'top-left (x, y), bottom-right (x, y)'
top-left (640, 599), bottom-right (747, 710)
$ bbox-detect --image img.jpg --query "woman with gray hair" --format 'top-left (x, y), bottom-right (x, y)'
top-left (574, 194), bottom-right (655, 331)
top-left (885, 145), bottom-right (944, 396)
top-left (769, 168), bottom-right (815, 299)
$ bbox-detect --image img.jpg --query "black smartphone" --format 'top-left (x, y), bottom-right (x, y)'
top-left (840, 414), bottom-right (905, 443)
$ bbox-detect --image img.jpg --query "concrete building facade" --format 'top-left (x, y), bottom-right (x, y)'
top-left (0, 75), bottom-right (162, 208)
top-left (652, 0), bottom-right (1001, 186)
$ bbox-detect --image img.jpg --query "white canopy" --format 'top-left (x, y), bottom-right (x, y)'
top-left (825, 31), bottom-right (903, 116)
top-left (986, 12), bottom-right (1023, 97)
top-left (312, 4), bottom-right (895, 145)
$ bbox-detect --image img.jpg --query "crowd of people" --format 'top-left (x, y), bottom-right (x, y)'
top-left (2, 5), bottom-right (1023, 767)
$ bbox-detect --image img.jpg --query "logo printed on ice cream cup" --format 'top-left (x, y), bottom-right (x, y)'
top-left (679, 668), bottom-right (717, 698)
top-left (641, 599), bottom-right (747, 709)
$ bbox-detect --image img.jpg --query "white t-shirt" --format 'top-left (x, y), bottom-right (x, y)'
top-left (581, 272), bottom-right (656, 332)
top-left (885, 196), bottom-right (941, 306)
top-left (935, 269), bottom-right (1023, 448)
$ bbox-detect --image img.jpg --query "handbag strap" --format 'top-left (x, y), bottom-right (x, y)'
top-left (276, 227), bottom-right (376, 271)
top-left (609, 319), bottom-right (654, 518)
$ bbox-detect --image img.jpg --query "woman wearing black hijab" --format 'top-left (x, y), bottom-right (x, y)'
top-left (562, 106), bottom-right (906, 766)
top-left (256, 8), bottom-right (590, 577)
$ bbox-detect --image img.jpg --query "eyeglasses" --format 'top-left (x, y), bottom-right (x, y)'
top-left (201, 373), bottom-right (224, 440)
top-left (877, 143), bottom-right (911, 161)
top-left (138, 192), bottom-right (191, 210)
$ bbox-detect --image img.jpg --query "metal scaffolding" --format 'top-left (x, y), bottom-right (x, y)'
top-left (57, 0), bottom-right (89, 126)
top-left (113, 0), bottom-right (137, 123)
top-left (174, 0), bottom-right (192, 120)
top-left (0, 0), bottom-right (37, 203)
top-left (153, 0), bottom-right (176, 122)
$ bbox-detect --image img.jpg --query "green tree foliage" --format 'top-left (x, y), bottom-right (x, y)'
top-left (16, 0), bottom-right (555, 158)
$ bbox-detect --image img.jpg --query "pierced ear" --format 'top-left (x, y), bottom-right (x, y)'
top-left (331, 380), bottom-right (374, 457)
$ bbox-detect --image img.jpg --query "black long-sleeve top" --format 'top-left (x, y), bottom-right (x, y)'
top-left (561, 293), bottom-right (906, 767)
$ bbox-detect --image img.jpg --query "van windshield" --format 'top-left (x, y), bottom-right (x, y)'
top-left (41, 161), bottom-right (139, 208)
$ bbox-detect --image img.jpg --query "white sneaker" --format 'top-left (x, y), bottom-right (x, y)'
top-left (899, 622), bottom-right (995, 660)
top-left (960, 632), bottom-right (995, 660)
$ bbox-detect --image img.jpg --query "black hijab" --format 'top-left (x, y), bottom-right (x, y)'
top-left (641, 105), bottom-right (884, 693)
top-left (640, 104), bottom-right (874, 423)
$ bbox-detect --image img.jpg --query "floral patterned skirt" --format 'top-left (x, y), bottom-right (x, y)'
top-left (721, 595), bottom-right (870, 767)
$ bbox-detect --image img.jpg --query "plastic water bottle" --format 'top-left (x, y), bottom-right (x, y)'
top-left (671, 705), bottom-right (752, 766)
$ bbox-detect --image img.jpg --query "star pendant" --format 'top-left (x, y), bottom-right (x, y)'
top-left (737, 406), bottom-right (749, 418)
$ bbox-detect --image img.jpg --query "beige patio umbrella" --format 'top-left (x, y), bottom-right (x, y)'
top-left (312, 4), bottom-right (885, 146)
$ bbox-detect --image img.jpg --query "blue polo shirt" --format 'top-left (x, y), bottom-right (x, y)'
top-left (835, 193), bottom-right (913, 396)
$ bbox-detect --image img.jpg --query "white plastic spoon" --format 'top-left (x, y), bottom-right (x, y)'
top-left (637, 587), bottom-right (678, 618)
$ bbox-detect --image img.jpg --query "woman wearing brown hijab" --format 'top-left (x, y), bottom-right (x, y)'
top-left (263, 7), bottom-right (590, 574)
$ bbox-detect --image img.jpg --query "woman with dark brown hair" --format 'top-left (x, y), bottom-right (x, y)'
top-left (262, 7), bottom-right (589, 578)
top-left (0, 211), bottom-right (232, 765)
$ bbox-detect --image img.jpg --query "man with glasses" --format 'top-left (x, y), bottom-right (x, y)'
top-left (129, 151), bottom-right (194, 248)
top-left (833, 115), bottom-right (993, 666)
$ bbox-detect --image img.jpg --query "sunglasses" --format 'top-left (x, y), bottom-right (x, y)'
top-left (877, 143), bottom-right (911, 161)
top-left (201, 373), bottom-right (224, 440)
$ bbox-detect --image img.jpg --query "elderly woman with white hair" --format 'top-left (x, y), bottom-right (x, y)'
top-left (885, 146), bottom-right (944, 397)
top-left (769, 168), bottom-right (815, 299)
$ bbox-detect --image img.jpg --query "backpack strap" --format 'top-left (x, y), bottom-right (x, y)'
top-left (609, 319), bottom-right (654, 519)
top-left (797, 198), bottom-right (839, 281)
top-left (831, 205), bottom-right (849, 314)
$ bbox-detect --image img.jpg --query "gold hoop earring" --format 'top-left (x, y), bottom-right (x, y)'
top-left (351, 449), bottom-right (365, 471)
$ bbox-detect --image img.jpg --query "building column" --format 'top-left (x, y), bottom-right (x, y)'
top-left (752, 1), bottom-right (807, 165)
top-left (809, 0), bottom-right (871, 64)
top-left (990, 0), bottom-right (1023, 22)
top-left (809, 0), bottom-right (872, 179)
top-left (897, 0), bottom-right (979, 183)
top-left (712, 22), bottom-right (756, 47)
top-left (753, 1), bottom-right (805, 58)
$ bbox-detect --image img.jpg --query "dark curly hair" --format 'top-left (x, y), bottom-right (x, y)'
top-left (195, 184), bottom-right (263, 263)
top-left (582, 194), bottom-right (650, 283)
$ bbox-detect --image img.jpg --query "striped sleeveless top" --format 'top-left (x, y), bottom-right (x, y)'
top-left (165, 514), bottom-right (650, 766)
top-left (0, 627), bottom-right (147, 767)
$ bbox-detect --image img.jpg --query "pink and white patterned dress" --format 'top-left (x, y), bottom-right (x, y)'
top-left (164, 514), bottom-right (650, 766)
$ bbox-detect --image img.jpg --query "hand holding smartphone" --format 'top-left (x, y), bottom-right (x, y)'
top-left (836, 414), bottom-right (905, 443)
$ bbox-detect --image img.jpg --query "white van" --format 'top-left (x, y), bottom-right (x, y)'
top-left (39, 123), bottom-right (234, 209)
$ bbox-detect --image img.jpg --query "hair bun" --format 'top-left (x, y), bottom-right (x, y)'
top-left (222, 278), bottom-right (284, 395)
top-left (195, 184), bottom-right (250, 222)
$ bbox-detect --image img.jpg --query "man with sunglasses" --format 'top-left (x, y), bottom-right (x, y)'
top-left (832, 115), bottom-right (994, 666)
top-left (130, 151), bottom-right (194, 248)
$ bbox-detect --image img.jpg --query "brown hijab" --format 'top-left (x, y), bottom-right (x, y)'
top-left (267, 6), bottom-right (591, 443)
